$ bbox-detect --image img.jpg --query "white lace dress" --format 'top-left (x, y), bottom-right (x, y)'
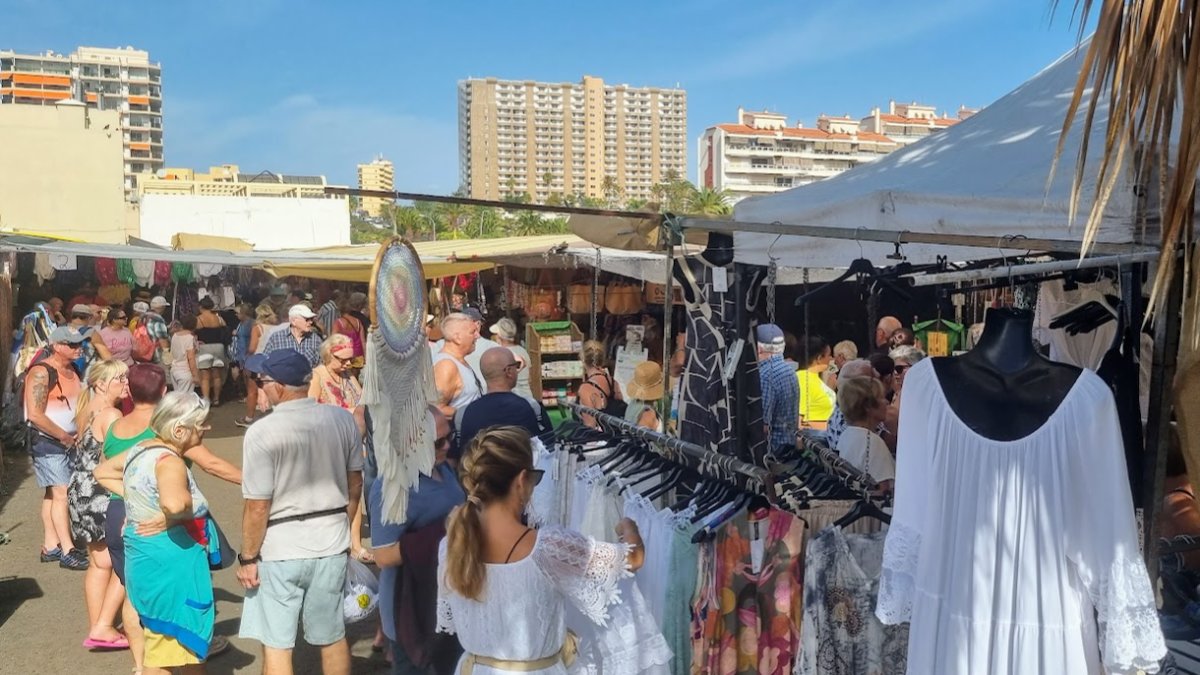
top-left (438, 526), bottom-right (632, 675)
top-left (876, 360), bottom-right (1166, 674)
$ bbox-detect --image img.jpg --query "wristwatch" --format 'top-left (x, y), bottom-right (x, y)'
top-left (237, 552), bottom-right (262, 565)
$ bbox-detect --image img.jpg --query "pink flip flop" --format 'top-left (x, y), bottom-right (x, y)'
top-left (83, 635), bottom-right (129, 650)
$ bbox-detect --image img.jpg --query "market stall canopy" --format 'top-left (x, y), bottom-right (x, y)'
top-left (733, 38), bottom-right (1191, 270)
top-left (264, 235), bottom-right (586, 282)
top-left (569, 211), bottom-right (707, 250)
top-left (171, 232), bottom-right (253, 253)
top-left (564, 246), bottom-right (841, 284)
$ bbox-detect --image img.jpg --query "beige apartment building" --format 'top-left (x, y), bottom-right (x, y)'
top-left (700, 103), bottom-right (973, 203)
top-left (459, 76), bottom-right (687, 203)
top-left (357, 157), bottom-right (395, 217)
top-left (0, 102), bottom-right (133, 243)
top-left (137, 164), bottom-right (333, 199)
top-left (0, 46), bottom-right (163, 195)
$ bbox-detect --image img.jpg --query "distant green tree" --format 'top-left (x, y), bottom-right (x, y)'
top-left (350, 217), bottom-right (392, 244)
top-left (686, 187), bottom-right (732, 216)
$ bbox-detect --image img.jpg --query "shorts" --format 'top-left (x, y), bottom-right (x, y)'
top-left (144, 628), bottom-right (203, 668)
top-left (197, 344), bottom-right (227, 370)
top-left (105, 499), bottom-right (127, 584)
top-left (239, 554), bottom-right (348, 649)
top-left (171, 366), bottom-right (194, 393)
top-left (32, 449), bottom-right (71, 488)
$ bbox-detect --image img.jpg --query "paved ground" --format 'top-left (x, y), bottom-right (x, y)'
top-left (0, 403), bottom-right (391, 675)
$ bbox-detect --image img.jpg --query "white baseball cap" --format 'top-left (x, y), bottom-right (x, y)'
top-left (132, 301), bottom-right (150, 313)
top-left (150, 295), bottom-right (170, 307)
top-left (289, 304), bottom-right (317, 319)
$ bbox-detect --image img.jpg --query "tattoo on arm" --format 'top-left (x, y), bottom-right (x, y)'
top-left (29, 370), bottom-right (49, 413)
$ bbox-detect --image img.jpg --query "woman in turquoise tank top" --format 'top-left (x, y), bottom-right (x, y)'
top-left (96, 364), bottom-right (241, 674)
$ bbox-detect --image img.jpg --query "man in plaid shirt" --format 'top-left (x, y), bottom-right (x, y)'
top-left (756, 323), bottom-right (799, 454)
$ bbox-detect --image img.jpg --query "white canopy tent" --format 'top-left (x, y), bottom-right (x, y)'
top-left (733, 40), bottom-right (1185, 270)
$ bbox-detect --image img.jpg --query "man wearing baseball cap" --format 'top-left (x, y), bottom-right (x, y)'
top-left (756, 323), bottom-right (799, 453)
top-left (262, 304), bottom-right (322, 367)
top-left (135, 298), bottom-right (172, 366)
top-left (236, 349), bottom-right (363, 672)
top-left (66, 303), bottom-right (111, 368)
top-left (25, 326), bottom-right (90, 569)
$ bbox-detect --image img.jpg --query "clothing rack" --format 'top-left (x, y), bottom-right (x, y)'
top-left (557, 398), bottom-right (773, 491)
top-left (794, 431), bottom-right (883, 495)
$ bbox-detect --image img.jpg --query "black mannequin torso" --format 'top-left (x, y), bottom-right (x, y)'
top-left (931, 308), bottom-right (1083, 441)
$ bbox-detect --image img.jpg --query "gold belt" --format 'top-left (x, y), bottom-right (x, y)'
top-left (460, 631), bottom-right (578, 675)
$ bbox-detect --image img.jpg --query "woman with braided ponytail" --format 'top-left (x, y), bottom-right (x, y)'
top-left (437, 426), bottom-right (645, 675)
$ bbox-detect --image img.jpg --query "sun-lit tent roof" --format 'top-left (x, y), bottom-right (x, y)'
top-left (733, 38), bottom-right (1186, 270)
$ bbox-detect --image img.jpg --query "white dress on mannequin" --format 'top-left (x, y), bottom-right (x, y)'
top-left (876, 359), bottom-right (1165, 674)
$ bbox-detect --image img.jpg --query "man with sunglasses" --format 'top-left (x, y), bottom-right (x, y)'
top-left (458, 347), bottom-right (548, 450)
top-left (24, 326), bottom-right (89, 570)
top-left (369, 406), bottom-right (465, 674)
top-left (262, 304), bottom-right (323, 367)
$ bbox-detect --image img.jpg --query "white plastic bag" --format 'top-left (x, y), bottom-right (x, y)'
top-left (342, 556), bottom-right (379, 623)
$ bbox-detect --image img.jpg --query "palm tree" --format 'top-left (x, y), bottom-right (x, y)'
top-left (600, 175), bottom-right (624, 208)
top-left (686, 187), bottom-right (733, 216)
top-left (1055, 0), bottom-right (1198, 312)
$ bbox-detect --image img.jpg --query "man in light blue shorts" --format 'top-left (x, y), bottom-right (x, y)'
top-left (236, 349), bottom-right (363, 674)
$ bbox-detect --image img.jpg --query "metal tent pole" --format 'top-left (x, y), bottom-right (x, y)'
top-left (678, 216), bottom-right (1158, 257)
top-left (906, 252), bottom-right (1160, 287)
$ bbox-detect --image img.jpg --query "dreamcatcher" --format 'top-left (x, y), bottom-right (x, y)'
top-left (361, 238), bottom-right (437, 524)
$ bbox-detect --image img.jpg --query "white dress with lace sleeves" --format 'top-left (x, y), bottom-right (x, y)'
top-left (875, 360), bottom-right (1165, 674)
top-left (437, 526), bottom-right (632, 675)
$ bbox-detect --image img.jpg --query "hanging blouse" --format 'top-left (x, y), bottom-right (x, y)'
top-left (33, 253), bottom-right (55, 285)
top-left (171, 262), bottom-right (195, 284)
top-left (154, 261), bottom-right (171, 287)
top-left (194, 263), bottom-right (223, 278)
top-left (116, 259), bottom-right (138, 287)
top-left (876, 359), bottom-right (1166, 674)
top-left (131, 259), bottom-right (155, 288)
top-left (94, 257), bottom-right (118, 285)
top-left (798, 527), bottom-right (908, 675)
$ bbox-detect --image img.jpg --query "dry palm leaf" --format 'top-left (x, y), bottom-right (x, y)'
top-left (1051, 0), bottom-right (1198, 331)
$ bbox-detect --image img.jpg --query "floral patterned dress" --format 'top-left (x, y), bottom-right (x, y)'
top-left (797, 526), bottom-right (908, 675)
top-left (692, 508), bottom-right (805, 675)
top-left (68, 415), bottom-right (108, 543)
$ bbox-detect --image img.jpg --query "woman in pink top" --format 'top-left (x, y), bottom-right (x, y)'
top-left (99, 308), bottom-right (135, 366)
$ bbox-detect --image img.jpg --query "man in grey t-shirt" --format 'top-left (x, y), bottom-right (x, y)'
top-left (236, 348), bottom-right (363, 672)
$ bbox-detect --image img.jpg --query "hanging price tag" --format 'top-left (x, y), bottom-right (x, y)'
top-left (749, 518), bottom-right (765, 574)
top-left (712, 267), bottom-right (728, 293)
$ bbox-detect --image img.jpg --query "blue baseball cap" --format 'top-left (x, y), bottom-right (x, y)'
top-left (244, 349), bottom-right (312, 387)
top-left (755, 323), bottom-right (785, 345)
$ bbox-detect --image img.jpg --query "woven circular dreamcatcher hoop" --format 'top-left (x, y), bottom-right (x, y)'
top-left (369, 237), bottom-right (427, 356)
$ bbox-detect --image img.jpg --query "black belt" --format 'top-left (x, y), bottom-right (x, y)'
top-left (267, 506), bottom-right (347, 527)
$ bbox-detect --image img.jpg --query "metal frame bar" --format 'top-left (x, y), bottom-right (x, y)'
top-left (678, 216), bottom-right (1159, 257)
top-left (795, 432), bottom-right (883, 494)
top-left (906, 252), bottom-right (1160, 287)
top-left (327, 186), bottom-right (663, 221)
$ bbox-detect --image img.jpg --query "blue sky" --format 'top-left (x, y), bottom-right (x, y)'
top-left (7, 0), bottom-right (1093, 194)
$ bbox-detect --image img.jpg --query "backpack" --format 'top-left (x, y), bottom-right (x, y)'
top-left (132, 322), bottom-right (156, 362)
top-left (5, 357), bottom-right (77, 451)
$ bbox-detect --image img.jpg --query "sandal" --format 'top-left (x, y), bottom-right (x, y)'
top-left (83, 634), bottom-right (130, 650)
top-left (208, 635), bottom-right (231, 658)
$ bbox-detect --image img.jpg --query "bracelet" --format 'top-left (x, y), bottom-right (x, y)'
top-left (237, 552), bottom-right (262, 565)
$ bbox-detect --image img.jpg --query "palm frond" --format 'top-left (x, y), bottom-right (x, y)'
top-left (1051, 0), bottom-right (1199, 324)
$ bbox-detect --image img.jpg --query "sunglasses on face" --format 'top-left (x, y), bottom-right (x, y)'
top-left (504, 361), bottom-right (523, 372)
top-left (332, 354), bottom-right (354, 365)
top-left (58, 342), bottom-right (83, 351)
top-left (435, 430), bottom-right (457, 449)
top-left (527, 468), bottom-right (545, 486)
top-left (894, 365), bottom-right (910, 373)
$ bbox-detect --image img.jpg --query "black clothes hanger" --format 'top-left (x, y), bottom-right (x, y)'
top-left (794, 259), bottom-right (913, 307)
top-left (832, 494), bottom-right (892, 528)
top-left (1048, 294), bottom-right (1121, 336)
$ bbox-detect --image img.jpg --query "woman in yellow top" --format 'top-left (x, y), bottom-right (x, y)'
top-left (796, 334), bottom-right (836, 429)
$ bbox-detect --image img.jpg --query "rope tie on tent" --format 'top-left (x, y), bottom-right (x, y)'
top-left (591, 248), bottom-right (601, 340)
top-left (766, 234), bottom-right (782, 325)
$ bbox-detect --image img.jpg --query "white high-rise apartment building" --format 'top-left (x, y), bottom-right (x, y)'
top-left (700, 103), bottom-right (974, 203)
top-left (0, 46), bottom-right (163, 196)
top-left (459, 76), bottom-right (687, 203)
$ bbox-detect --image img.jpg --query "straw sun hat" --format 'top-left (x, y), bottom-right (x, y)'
top-left (625, 361), bottom-right (665, 401)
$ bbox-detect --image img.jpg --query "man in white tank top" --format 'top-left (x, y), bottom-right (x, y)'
top-left (432, 313), bottom-right (482, 419)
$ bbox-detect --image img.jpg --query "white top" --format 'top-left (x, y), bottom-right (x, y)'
top-left (876, 359), bottom-right (1165, 674)
top-left (508, 343), bottom-right (534, 401)
top-left (437, 526), bottom-right (631, 675)
top-left (241, 398), bottom-right (364, 561)
top-left (836, 426), bottom-right (895, 482)
top-left (433, 352), bottom-right (483, 413)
